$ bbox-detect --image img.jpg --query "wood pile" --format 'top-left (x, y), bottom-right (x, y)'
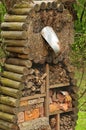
top-left (49, 63), bottom-right (70, 85)
top-left (0, 0), bottom-right (78, 130)
top-left (60, 114), bottom-right (72, 130)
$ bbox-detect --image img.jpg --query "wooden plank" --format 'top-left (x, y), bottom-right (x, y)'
top-left (50, 83), bottom-right (70, 89)
top-left (20, 94), bottom-right (46, 101)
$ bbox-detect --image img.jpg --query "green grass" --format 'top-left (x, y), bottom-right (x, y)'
top-left (75, 111), bottom-right (86, 130)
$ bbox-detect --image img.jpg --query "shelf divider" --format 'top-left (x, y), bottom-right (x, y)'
top-left (50, 83), bottom-right (70, 89)
top-left (45, 64), bottom-right (49, 117)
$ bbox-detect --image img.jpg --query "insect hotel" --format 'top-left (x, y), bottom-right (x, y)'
top-left (0, 0), bottom-right (78, 130)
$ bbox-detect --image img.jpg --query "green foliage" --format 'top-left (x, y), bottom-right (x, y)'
top-left (75, 111), bottom-right (86, 130)
top-left (71, 0), bottom-right (86, 68)
top-left (0, 2), bottom-right (6, 24)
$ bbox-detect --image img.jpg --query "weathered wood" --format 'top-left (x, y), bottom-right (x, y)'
top-left (1, 31), bottom-right (27, 40)
top-left (1, 22), bottom-right (27, 31)
top-left (6, 47), bottom-right (30, 54)
top-left (6, 58), bottom-right (32, 68)
top-left (0, 86), bottom-right (22, 98)
top-left (20, 94), bottom-right (46, 102)
top-left (0, 112), bottom-right (17, 123)
top-left (0, 120), bottom-right (19, 130)
top-left (0, 104), bottom-right (19, 114)
top-left (2, 71), bottom-right (26, 82)
top-left (4, 14), bottom-right (28, 22)
top-left (4, 64), bottom-right (29, 75)
top-left (3, 39), bottom-right (28, 47)
top-left (0, 77), bottom-right (24, 90)
top-left (45, 64), bottom-right (49, 117)
top-left (9, 8), bottom-right (31, 15)
top-left (0, 95), bottom-right (19, 107)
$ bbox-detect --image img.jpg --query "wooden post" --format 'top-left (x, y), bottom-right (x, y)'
top-left (56, 114), bottom-right (60, 130)
top-left (45, 64), bottom-right (49, 117)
